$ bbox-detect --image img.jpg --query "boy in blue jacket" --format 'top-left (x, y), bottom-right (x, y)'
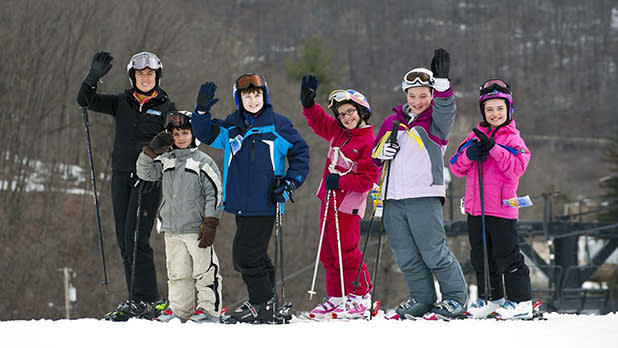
top-left (191, 73), bottom-right (310, 323)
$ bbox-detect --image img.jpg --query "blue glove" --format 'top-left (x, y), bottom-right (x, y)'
top-left (195, 82), bottom-right (219, 113)
top-left (272, 178), bottom-right (297, 203)
top-left (325, 173), bottom-right (340, 191)
top-left (466, 141), bottom-right (488, 162)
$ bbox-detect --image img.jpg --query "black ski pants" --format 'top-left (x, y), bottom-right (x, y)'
top-left (467, 215), bottom-right (531, 302)
top-left (111, 171), bottom-right (161, 303)
top-left (233, 215), bottom-right (276, 305)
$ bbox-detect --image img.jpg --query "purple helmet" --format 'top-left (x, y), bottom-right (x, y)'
top-left (479, 79), bottom-right (513, 121)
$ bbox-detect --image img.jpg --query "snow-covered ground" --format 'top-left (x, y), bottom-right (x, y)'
top-left (2, 312), bottom-right (617, 348)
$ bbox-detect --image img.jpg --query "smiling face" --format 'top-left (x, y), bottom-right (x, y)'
top-left (172, 127), bottom-right (193, 149)
top-left (336, 103), bottom-right (364, 129)
top-left (405, 86), bottom-right (433, 114)
top-left (134, 68), bottom-right (157, 93)
top-left (483, 98), bottom-right (508, 128)
top-left (240, 89), bottom-right (264, 114)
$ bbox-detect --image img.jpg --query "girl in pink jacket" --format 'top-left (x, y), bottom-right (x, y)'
top-left (449, 79), bottom-right (532, 319)
top-left (300, 75), bottom-right (379, 319)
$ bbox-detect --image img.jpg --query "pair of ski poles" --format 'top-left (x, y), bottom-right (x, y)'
top-left (307, 121), bottom-right (400, 319)
top-left (478, 161), bottom-right (491, 302)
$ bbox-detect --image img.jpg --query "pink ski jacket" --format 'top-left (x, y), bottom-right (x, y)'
top-left (303, 103), bottom-right (378, 218)
top-left (449, 120), bottom-right (530, 219)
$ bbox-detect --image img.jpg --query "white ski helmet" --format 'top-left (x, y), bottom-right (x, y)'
top-left (126, 52), bottom-right (162, 89)
top-left (401, 68), bottom-right (434, 92)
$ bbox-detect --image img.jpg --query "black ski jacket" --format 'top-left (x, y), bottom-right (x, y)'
top-left (77, 83), bottom-right (176, 172)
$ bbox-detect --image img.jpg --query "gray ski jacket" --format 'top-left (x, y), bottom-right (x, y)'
top-left (136, 147), bottom-right (223, 234)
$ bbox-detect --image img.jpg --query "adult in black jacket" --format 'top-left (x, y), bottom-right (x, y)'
top-left (77, 51), bottom-right (176, 321)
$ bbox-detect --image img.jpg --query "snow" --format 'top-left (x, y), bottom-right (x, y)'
top-left (2, 312), bottom-right (617, 348)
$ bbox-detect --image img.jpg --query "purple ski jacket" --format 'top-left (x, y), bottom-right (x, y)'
top-left (449, 120), bottom-right (530, 219)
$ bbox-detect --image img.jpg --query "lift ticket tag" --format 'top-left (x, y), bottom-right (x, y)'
top-left (503, 195), bottom-right (533, 208)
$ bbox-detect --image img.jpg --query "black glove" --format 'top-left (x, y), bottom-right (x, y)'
top-left (430, 48), bottom-right (450, 79)
top-left (300, 75), bottom-right (318, 108)
top-left (143, 131), bottom-right (174, 158)
top-left (84, 51), bottom-right (113, 87)
top-left (325, 173), bottom-right (340, 191)
top-left (472, 127), bottom-right (495, 151)
top-left (198, 217), bottom-right (219, 248)
top-left (195, 82), bottom-right (220, 113)
top-left (466, 141), bottom-right (488, 162)
top-left (272, 178), bottom-right (297, 203)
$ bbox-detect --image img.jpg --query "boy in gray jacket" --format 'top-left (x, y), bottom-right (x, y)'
top-left (137, 110), bottom-right (223, 322)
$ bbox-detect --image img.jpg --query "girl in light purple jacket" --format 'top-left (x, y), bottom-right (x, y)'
top-left (372, 49), bottom-right (468, 320)
top-left (449, 79), bottom-right (532, 320)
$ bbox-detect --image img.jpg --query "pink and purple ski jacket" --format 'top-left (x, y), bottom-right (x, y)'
top-left (449, 120), bottom-right (530, 219)
top-left (373, 88), bottom-right (456, 201)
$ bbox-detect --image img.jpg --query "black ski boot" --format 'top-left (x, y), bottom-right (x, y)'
top-left (222, 297), bottom-right (292, 324)
top-left (103, 299), bottom-right (155, 322)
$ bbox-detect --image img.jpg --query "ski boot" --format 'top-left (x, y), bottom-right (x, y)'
top-left (222, 297), bottom-right (292, 324)
top-left (103, 299), bottom-right (155, 322)
top-left (332, 293), bottom-right (372, 319)
top-left (189, 308), bottom-right (218, 323)
top-left (395, 297), bottom-right (434, 320)
top-left (309, 297), bottom-right (345, 319)
top-left (154, 307), bottom-right (184, 323)
top-left (465, 298), bottom-right (505, 319)
top-left (424, 298), bottom-right (466, 321)
top-left (489, 300), bottom-right (533, 320)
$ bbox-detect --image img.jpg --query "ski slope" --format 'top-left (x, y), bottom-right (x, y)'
top-left (2, 312), bottom-right (617, 348)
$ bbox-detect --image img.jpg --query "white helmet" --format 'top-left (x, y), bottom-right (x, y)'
top-left (126, 52), bottom-right (162, 88)
top-left (401, 68), bottom-right (434, 92)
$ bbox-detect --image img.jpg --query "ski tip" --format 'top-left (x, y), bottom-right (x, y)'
top-left (532, 299), bottom-right (543, 310)
top-left (371, 300), bottom-right (381, 317)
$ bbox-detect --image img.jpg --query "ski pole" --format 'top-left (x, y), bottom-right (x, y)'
top-left (331, 191), bottom-right (346, 299)
top-left (370, 120), bottom-right (400, 317)
top-left (80, 106), bottom-right (109, 293)
top-left (276, 202), bottom-right (286, 303)
top-left (308, 190), bottom-right (331, 300)
top-left (130, 180), bottom-right (143, 299)
top-left (478, 161), bottom-right (491, 301)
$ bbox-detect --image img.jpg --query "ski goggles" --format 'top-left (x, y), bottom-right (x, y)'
top-left (130, 52), bottom-right (161, 70)
top-left (164, 111), bottom-right (191, 129)
top-left (403, 69), bottom-right (434, 89)
top-left (328, 89), bottom-right (370, 111)
top-left (480, 79), bottom-right (511, 95)
top-left (235, 73), bottom-right (266, 90)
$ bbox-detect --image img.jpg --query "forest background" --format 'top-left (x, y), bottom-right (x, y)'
top-left (1, 0), bottom-right (617, 320)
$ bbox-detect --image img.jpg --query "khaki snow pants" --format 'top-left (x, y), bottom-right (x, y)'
top-left (164, 232), bottom-right (223, 319)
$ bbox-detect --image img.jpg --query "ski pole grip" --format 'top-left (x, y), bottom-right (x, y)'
top-left (388, 120), bottom-right (400, 145)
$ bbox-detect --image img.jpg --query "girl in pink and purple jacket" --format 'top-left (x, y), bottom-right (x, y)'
top-left (449, 79), bottom-right (533, 320)
top-left (300, 75), bottom-right (379, 319)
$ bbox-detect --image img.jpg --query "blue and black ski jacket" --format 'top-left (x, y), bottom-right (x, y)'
top-left (192, 105), bottom-right (310, 216)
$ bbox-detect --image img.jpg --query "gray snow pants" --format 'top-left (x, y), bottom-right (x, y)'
top-left (383, 197), bottom-right (467, 305)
